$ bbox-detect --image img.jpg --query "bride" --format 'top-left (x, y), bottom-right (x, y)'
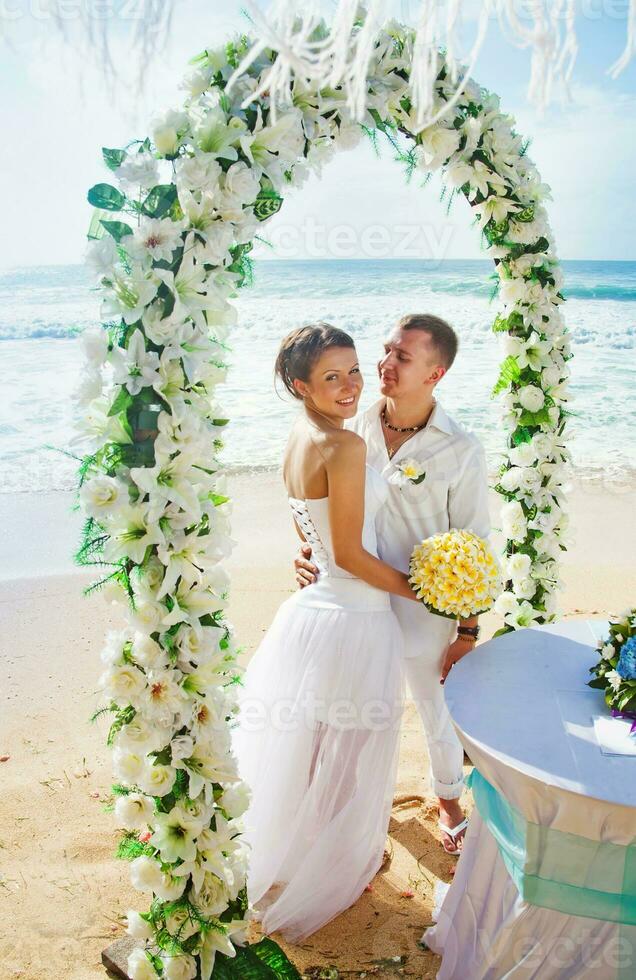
top-left (232, 322), bottom-right (420, 941)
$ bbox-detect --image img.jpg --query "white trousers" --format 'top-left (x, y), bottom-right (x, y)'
top-left (402, 648), bottom-right (465, 802)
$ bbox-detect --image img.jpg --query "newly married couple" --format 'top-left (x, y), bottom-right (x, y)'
top-left (232, 313), bottom-right (490, 941)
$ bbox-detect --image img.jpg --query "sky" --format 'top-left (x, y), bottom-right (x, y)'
top-left (1, 0), bottom-right (635, 267)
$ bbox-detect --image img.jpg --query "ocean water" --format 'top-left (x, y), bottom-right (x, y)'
top-left (1, 259), bottom-right (635, 493)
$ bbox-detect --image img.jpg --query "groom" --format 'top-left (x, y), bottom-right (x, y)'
top-left (295, 313), bottom-right (491, 853)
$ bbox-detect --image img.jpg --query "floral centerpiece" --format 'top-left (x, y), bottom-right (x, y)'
top-left (588, 608), bottom-right (636, 732)
top-left (409, 530), bottom-right (502, 619)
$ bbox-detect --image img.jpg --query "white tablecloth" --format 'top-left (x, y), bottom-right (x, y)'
top-left (424, 620), bottom-right (636, 979)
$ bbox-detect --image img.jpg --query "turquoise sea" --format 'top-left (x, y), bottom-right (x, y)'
top-left (1, 258), bottom-right (635, 492)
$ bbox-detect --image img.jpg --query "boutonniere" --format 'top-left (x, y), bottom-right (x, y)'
top-left (389, 457), bottom-right (427, 487)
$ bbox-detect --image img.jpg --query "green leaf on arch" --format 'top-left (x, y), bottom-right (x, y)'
top-left (254, 186), bottom-right (283, 222)
top-left (102, 147), bottom-right (126, 172)
top-left (87, 208), bottom-right (109, 240)
top-left (492, 355), bottom-right (521, 396)
top-left (212, 937), bottom-right (301, 978)
top-left (517, 408), bottom-right (552, 426)
top-left (100, 220), bottom-right (133, 242)
top-left (107, 387), bottom-right (133, 418)
top-left (87, 183), bottom-right (126, 211)
top-left (141, 183), bottom-right (178, 218)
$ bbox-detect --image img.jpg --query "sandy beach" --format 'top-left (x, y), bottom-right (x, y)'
top-left (1, 472), bottom-right (635, 979)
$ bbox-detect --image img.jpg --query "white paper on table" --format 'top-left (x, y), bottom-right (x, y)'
top-left (593, 715), bottom-right (636, 756)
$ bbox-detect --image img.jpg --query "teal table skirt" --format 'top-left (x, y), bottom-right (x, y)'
top-left (467, 768), bottom-right (636, 927)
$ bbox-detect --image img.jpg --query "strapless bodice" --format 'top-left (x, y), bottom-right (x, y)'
top-left (288, 465), bottom-right (390, 612)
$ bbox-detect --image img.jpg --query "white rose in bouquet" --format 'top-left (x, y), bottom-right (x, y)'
top-left (518, 385), bottom-right (545, 413)
top-left (100, 664), bottom-right (146, 707)
top-left (501, 500), bottom-right (527, 543)
top-left (161, 953), bottom-right (198, 980)
top-left (221, 780), bottom-right (251, 818)
top-left (223, 160), bottom-right (261, 204)
top-left (500, 467), bottom-right (522, 492)
top-left (115, 150), bottom-right (159, 190)
top-left (506, 552), bottom-right (532, 582)
top-left (191, 870), bottom-right (230, 916)
top-left (508, 441), bottom-right (537, 467)
top-left (126, 909), bottom-right (155, 940)
top-left (127, 948), bottom-right (159, 980)
top-left (130, 855), bottom-right (164, 894)
top-left (152, 109), bottom-right (188, 156)
top-left (80, 475), bottom-right (129, 519)
top-left (139, 762), bottom-right (177, 798)
top-left (115, 792), bottom-right (155, 831)
top-left (113, 747), bottom-right (146, 785)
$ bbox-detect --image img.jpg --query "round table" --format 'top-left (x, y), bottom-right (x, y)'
top-left (424, 620), bottom-right (636, 979)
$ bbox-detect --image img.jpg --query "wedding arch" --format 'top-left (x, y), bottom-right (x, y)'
top-left (78, 17), bottom-right (572, 979)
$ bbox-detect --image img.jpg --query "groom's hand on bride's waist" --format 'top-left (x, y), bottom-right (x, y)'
top-left (295, 544), bottom-right (318, 588)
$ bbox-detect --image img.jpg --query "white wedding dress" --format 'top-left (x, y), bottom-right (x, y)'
top-left (232, 465), bottom-right (405, 941)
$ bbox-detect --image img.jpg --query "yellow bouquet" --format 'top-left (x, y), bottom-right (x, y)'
top-left (409, 530), bottom-right (502, 619)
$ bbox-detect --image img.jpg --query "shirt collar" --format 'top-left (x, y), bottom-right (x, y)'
top-left (366, 396), bottom-right (453, 436)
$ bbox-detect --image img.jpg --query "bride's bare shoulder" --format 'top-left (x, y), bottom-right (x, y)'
top-left (319, 427), bottom-right (366, 463)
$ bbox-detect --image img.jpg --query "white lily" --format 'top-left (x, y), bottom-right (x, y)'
top-left (153, 351), bottom-right (187, 410)
top-left (131, 451), bottom-right (201, 516)
top-left (508, 332), bottom-right (553, 372)
top-left (192, 104), bottom-right (245, 161)
top-left (199, 919), bottom-right (247, 980)
top-left (102, 272), bottom-right (160, 326)
top-left (128, 217), bottom-right (186, 264)
top-left (164, 324), bottom-right (225, 387)
top-left (465, 160), bottom-right (507, 201)
top-left (150, 804), bottom-right (205, 864)
top-left (110, 330), bottom-right (161, 395)
top-left (415, 125), bottom-right (460, 171)
top-left (161, 580), bottom-right (222, 629)
top-left (155, 234), bottom-right (236, 329)
top-left (156, 529), bottom-right (221, 600)
top-left (473, 195), bottom-right (519, 226)
top-left (103, 503), bottom-right (164, 565)
top-left (511, 600), bottom-right (543, 629)
top-left (177, 185), bottom-right (220, 236)
top-left (174, 742), bottom-right (237, 800)
top-left (72, 394), bottom-right (133, 452)
top-left (239, 107), bottom-right (304, 175)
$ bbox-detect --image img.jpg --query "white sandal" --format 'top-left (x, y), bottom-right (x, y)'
top-left (438, 817), bottom-right (468, 855)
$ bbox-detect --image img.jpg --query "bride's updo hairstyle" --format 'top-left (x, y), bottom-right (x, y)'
top-left (275, 322), bottom-right (355, 400)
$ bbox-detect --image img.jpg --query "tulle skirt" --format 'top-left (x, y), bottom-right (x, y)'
top-left (232, 577), bottom-right (405, 941)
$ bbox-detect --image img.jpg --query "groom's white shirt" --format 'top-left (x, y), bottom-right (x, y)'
top-left (348, 397), bottom-right (491, 659)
